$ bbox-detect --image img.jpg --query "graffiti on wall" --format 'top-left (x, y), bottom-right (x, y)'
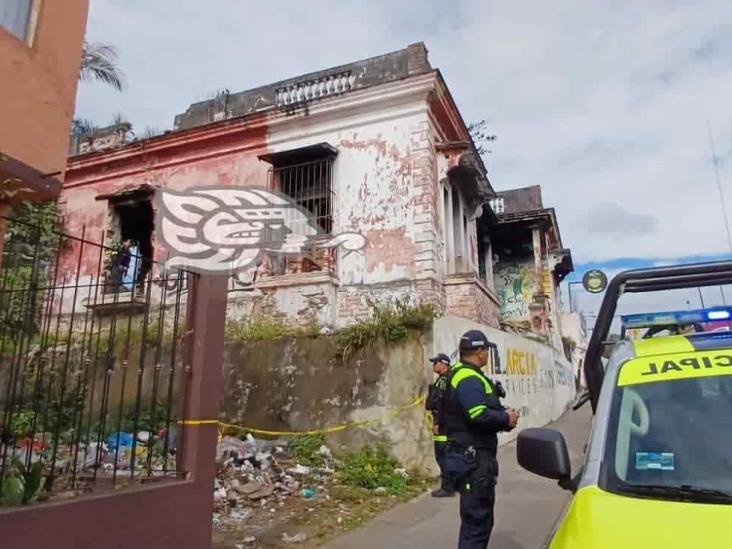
top-left (495, 262), bottom-right (536, 322)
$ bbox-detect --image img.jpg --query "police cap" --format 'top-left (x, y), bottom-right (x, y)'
top-left (459, 329), bottom-right (491, 351)
top-left (428, 353), bottom-right (451, 365)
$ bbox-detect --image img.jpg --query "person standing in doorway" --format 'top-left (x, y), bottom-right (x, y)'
top-left (425, 352), bottom-right (454, 497)
top-left (443, 330), bottom-right (519, 549)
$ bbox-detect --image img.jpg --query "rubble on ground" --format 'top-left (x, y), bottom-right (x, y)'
top-left (214, 433), bottom-right (334, 530)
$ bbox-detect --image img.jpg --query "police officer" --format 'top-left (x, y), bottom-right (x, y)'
top-left (443, 330), bottom-right (519, 549)
top-left (425, 352), bottom-right (454, 497)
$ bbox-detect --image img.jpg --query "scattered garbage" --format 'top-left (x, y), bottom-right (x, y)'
top-left (374, 486), bottom-right (387, 495)
top-left (106, 431), bottom-right (134, 450)
top-left (319, 445), bottom-right (333, 460)
top-left (212, 432), bottom-right (340, 535)
top-left (287, 464), bottom-right (311, 476)
top-left (282, 532), bottom-right (308, 544)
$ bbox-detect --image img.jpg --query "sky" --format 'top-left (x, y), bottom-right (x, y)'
top-left (76, 0), bottom-right (732, 316)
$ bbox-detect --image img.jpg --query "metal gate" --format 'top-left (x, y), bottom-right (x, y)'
top-left (0, 215), bottom-right (189, 502)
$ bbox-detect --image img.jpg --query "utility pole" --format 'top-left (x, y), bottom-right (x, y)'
top-left (707, 119), bottom-right (732, 256)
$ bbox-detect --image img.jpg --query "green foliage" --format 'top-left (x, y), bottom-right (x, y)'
top-left (2, 201), bottom-right (62, 336)
top-left (468, 119), bottom-right (497, 156)
top-left (0, 458), bottom-right (44, 506)
top-left (334, 298), bottom-right (436, 361)
top-left (224, 318), bottom-right (319, 342)
top-left (71, 118), bottom-right (97, 135)
top-left (9, 410), bottom-right (36, 438)
top-left (287, 434), bottom-right (327, 466)
top-left (112, 400), bottom-right (170, 435)
top-left (338, 445), bottom-right (408, 495)
top-left (80, 41), bottom-right (125, 91)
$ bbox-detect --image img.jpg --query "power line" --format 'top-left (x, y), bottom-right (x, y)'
top-left (707, 119), bottom-right (732, 256)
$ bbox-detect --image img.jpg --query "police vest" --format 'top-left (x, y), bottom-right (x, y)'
top-left (443, 361), bottom-right (504, 453)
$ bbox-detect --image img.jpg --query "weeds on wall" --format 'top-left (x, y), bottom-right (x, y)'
top-left (224, 318), bottom-right (319, 342)
top-left (334, 298), bottom-right (436, 362)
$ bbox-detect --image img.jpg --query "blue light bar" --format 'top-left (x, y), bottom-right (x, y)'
top-left (621, 308), bottom-right (732, 329)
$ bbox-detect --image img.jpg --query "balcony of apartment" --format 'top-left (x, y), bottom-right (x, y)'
top-left (439, 176), bottom-right (500, 327)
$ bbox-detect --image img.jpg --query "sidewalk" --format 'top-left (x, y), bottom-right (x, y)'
top-left (325, 405), bottom-right (592, 549)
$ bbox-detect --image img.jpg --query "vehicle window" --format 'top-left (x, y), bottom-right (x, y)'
top-left (604, 357), bottom-right (732, 498)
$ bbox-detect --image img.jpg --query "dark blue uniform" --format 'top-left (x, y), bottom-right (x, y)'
top-left (443, 358), bottom-right (512, 549)
top-left (426, 372), bottom-right (452, 493)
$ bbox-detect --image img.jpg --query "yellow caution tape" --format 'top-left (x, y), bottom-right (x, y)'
top-left (178, 395), bottom-right (426, 437)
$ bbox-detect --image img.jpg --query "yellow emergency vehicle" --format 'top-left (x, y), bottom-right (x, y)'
top-left (517, 261), bottom-right (732, 548)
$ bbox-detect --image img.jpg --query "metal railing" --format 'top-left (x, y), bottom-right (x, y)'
top-left (266, 157), bottom-right (336, 277)
top-left (0, 216), bottom-right (192, 506)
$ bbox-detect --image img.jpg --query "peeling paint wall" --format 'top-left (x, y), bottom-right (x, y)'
top-left (59, 72), bottom-right (497, 328)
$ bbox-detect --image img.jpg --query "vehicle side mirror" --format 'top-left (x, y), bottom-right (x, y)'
top-left (517, 428), bottom-right (572, 490)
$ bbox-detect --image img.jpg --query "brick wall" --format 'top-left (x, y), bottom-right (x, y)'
top-left (336, 278), bottom-right (444, 327)
top-left (444, 274), bottom-right (500, 328)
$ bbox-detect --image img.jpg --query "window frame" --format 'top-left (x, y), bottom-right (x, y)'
top-left (0, 0), bottom-right (40, 46)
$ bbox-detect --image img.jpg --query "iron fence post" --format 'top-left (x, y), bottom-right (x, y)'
top-left (179, 272), bottom-right (228, 548)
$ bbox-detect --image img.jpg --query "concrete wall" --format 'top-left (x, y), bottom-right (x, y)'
top-left (221, 314), bottom-right (576, 474)
top-left (0, 0), bottom-right (88, 176)
top-left (222, 335), bottom-right (433, 472)
top-left (431, 315), bottom-right (576, 448)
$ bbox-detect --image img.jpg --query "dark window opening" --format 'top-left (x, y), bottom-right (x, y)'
top-left (492, 229), bottom-right (534, 262)
top-left (106, 199), bottom-right (154, 293)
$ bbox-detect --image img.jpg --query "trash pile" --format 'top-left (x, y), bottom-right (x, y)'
top-left (1, 427), bottom-right (177, 483)
top-left (213, 433), bottom-right (335, 530)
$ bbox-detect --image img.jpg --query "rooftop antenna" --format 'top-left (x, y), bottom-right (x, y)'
top-left (707, 119), bottom-right (732, 256)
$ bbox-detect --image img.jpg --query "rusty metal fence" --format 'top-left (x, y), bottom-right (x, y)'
top-left (0, 216), bottom-right (193, 506)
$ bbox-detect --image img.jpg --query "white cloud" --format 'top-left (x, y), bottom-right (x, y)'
top-left (75, 0), bottom-right (732, 264)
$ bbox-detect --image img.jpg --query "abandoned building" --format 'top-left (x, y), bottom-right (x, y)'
top-left (488, 185), bottom-right (573, 349)
top-left (58, 43), bottom-right (574, 339)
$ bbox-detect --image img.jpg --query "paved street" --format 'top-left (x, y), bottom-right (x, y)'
top-left (325, 405), bottom-right (592, 549)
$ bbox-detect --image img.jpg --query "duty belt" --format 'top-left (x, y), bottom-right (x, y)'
top-left (447, 441), bottom-right (493, 453)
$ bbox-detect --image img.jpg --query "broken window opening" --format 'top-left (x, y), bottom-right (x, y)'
top-left (264, 149), bottom-right (336, 277)
top-left (105, 198), bottom-right (154, 295)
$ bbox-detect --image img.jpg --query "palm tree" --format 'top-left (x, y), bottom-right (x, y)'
top-left (79, 41), bottom-right (125, 91)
